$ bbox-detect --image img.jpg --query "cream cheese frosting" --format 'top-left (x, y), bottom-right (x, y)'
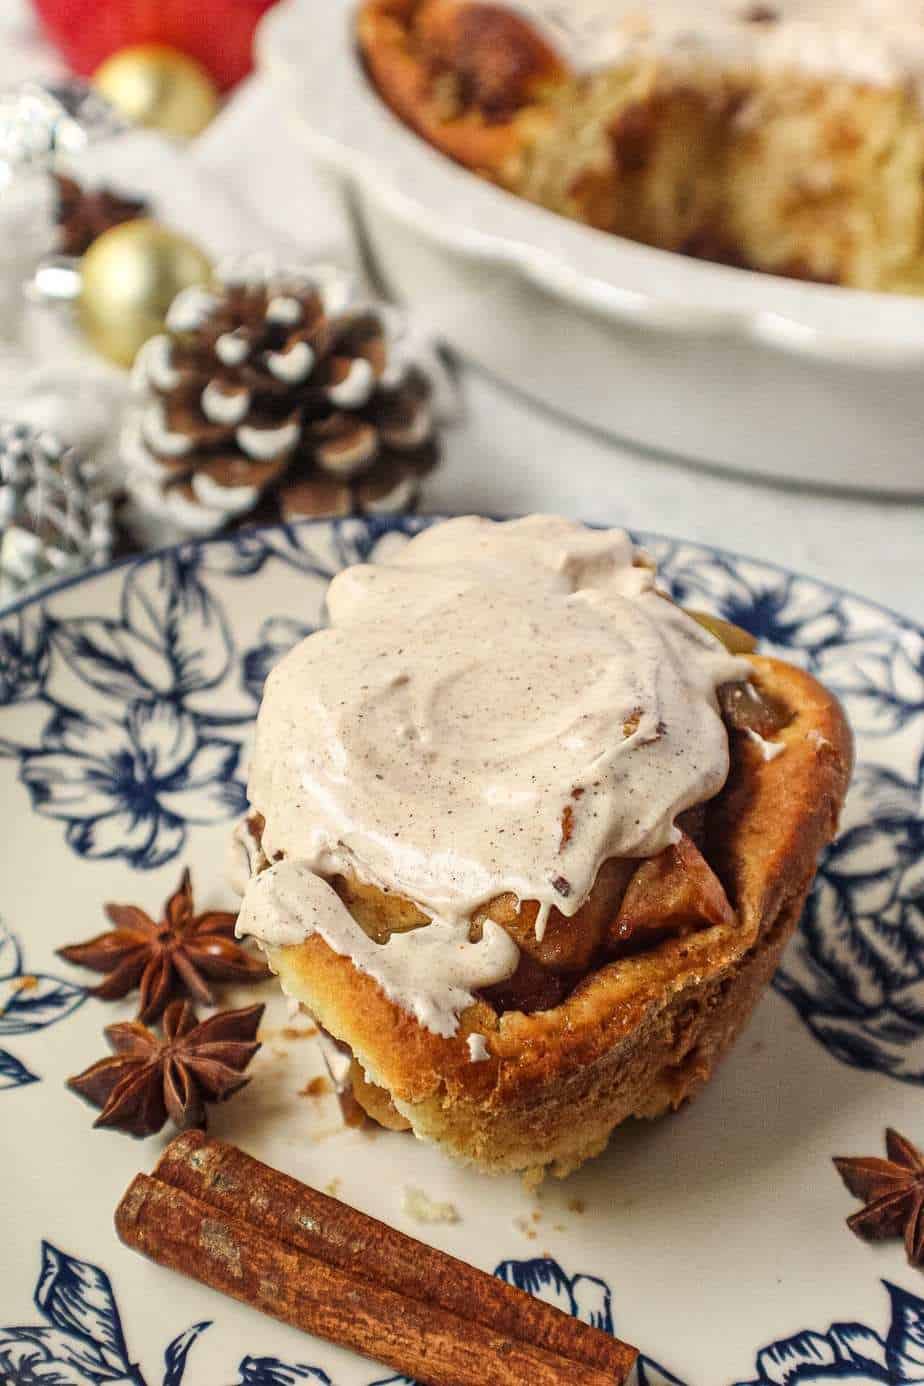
top-left (239, 859), bottom-right (519, 1037)
top-left (506, 0), bottom-right (924, 101)
top-left (236, 515), bottom-right (748, 1035)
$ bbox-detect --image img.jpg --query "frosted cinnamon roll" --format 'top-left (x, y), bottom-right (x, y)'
top-left (235, 516), bottom-right (851, 1178)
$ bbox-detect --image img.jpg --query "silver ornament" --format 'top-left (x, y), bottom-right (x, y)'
top-left (0, 420), bottom-right (113, 598)
top-left (0, 79), bottom-right (126, 191)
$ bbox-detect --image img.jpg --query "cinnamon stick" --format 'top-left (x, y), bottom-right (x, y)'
top-left (154, 1131), bottom-right (635, 1381)
top-left (116, 1173), bottom-right (619, 1386)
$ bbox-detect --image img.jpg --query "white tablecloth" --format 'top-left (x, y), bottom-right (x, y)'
top-left (1, 0), bottom-right (921, 623)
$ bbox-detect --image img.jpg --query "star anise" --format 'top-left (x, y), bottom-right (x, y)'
top-left (833, 1128), bottom-right (924, 1267)
top-left (58, 868), bottom-right (269, 1023)
top-left (67, 999), bottom-right (264, 1137)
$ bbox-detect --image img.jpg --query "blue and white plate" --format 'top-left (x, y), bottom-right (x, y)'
top-left (2, 516), bottom-right (921, 1386)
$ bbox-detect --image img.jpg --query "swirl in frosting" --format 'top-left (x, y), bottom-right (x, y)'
top-left (237, 515), bottom-right (748, 1035)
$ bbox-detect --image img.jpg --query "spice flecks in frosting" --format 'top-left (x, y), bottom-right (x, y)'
top-left (237, 516), bottom-right (747, 1035)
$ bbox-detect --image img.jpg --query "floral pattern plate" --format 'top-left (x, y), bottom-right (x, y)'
top-left (1, 515), bottom-right (922, 1386)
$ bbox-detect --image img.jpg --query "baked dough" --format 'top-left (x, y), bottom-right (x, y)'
top-left (359, 0), bottom-right (924, 293)
top-left (262, 655), bottom-right (851, 1179)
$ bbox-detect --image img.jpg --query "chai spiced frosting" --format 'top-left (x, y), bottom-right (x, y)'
top-left (237, 515), bottom-right (747, 1036)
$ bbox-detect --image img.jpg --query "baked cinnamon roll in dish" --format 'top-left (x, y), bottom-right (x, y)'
top-left (235, 516), bottom-right (851, 1179)
top-left (358, 0), bottom-right (924, 293)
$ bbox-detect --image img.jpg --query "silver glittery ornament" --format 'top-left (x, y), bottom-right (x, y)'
top-left (0, 79), bottom-right (126, 191)
top-left (0, 420), bottom-right (113, 597)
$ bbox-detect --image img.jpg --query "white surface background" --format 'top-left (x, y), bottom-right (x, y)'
top-left (0, 0), bottom-right (920, 623)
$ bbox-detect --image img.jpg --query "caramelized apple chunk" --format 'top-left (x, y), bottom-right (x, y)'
top-left (480, 950), bottom-right (569, 1014)
top-left (332, 872), bottom-right (430, 944)
top-left (719, 679), bottom-right (790, 739)
top-left (606, 831), bottom-right (735, 957)
top-left (474, 857), bottom-right (637, 974)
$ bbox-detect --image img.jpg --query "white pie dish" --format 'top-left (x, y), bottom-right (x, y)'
top-left (256, 0), bottom-right (924, 494)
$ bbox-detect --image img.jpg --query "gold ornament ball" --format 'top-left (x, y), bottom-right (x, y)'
top-left (92, 44), bottom-right (220, 138)
top-left (80, 220), bottom-right (213, 368)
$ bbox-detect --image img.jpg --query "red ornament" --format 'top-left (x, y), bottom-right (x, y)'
top-left (32, 0), bottom-right (279, 92)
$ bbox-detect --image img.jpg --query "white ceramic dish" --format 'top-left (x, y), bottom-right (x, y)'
top-left (257, 0), bottom-right (924, 494)
top-left (2, 514), bottom-right (922, 1386)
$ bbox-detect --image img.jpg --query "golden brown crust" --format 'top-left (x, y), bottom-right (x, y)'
top-left (358, 0), bottom-right (564, 176)
top-left (268, 655), bottom-right (852, 1177)
top-left (349, 1058), bottom-right (413, 1129)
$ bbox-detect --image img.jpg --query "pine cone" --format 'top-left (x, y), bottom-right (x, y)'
top-left (0, 421), bottom-right (113, 594)
top-left (54, 173), bottom-right (148, 257)
top-left (122, 266), bottom-right (439, 537)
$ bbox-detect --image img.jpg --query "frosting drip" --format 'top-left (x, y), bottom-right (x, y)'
top-left (504, 0), bottom-right (924, 99)
top-left (238, 516), bottom-right (747, 1029)
top-left (237, 860), bottom-right (519, 1038)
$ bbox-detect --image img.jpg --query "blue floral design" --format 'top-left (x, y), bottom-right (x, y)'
top-left (495, 1255), bottom-right (615, 1331)
top-left (2, 1246), bottom-right (681, 1385)
top-left (494, 1258), bottom-right (682, 1386)
top-left (372, 1257), bottom-right (683, 1386)
top-left (0, 519), bottom-right (434, 872)
top-left (22, 700), bottom-right (245, 868)
top-left (1, 1243), bottom-right (334, 1385)
top-left (2, 518), bottom-right (924, 1386)
top-left (197, 514), bottom-right (428, 583)
top-left (648, 541), bottom-right (849, 665)
top-left (0, 608), bottom-right (48, 708)
top-left (775, 760), bottom-right (924, 1083)
top-left (0, 552), bottom-right (250, 870)
top-left (814, 626), bottom-right (924, 742)
top-left (1, 1242), bottom-right (164, 1384)
top-left (8, 1242), bottom-right (924, 1386)
top-left (651, 535), bottom-right (924, 1086)
top-left (0, 920), bottom-right (85, 1091)
top-left (734, 1280), bottom-right (924, 1384)
top-left (242, 617), bottom-right (314, 705)
top-left (236, 1362), bottom-right (331, 1385)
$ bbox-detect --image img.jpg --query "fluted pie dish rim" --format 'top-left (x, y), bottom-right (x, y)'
top-left (257, 0), bottom-right (924, 366)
